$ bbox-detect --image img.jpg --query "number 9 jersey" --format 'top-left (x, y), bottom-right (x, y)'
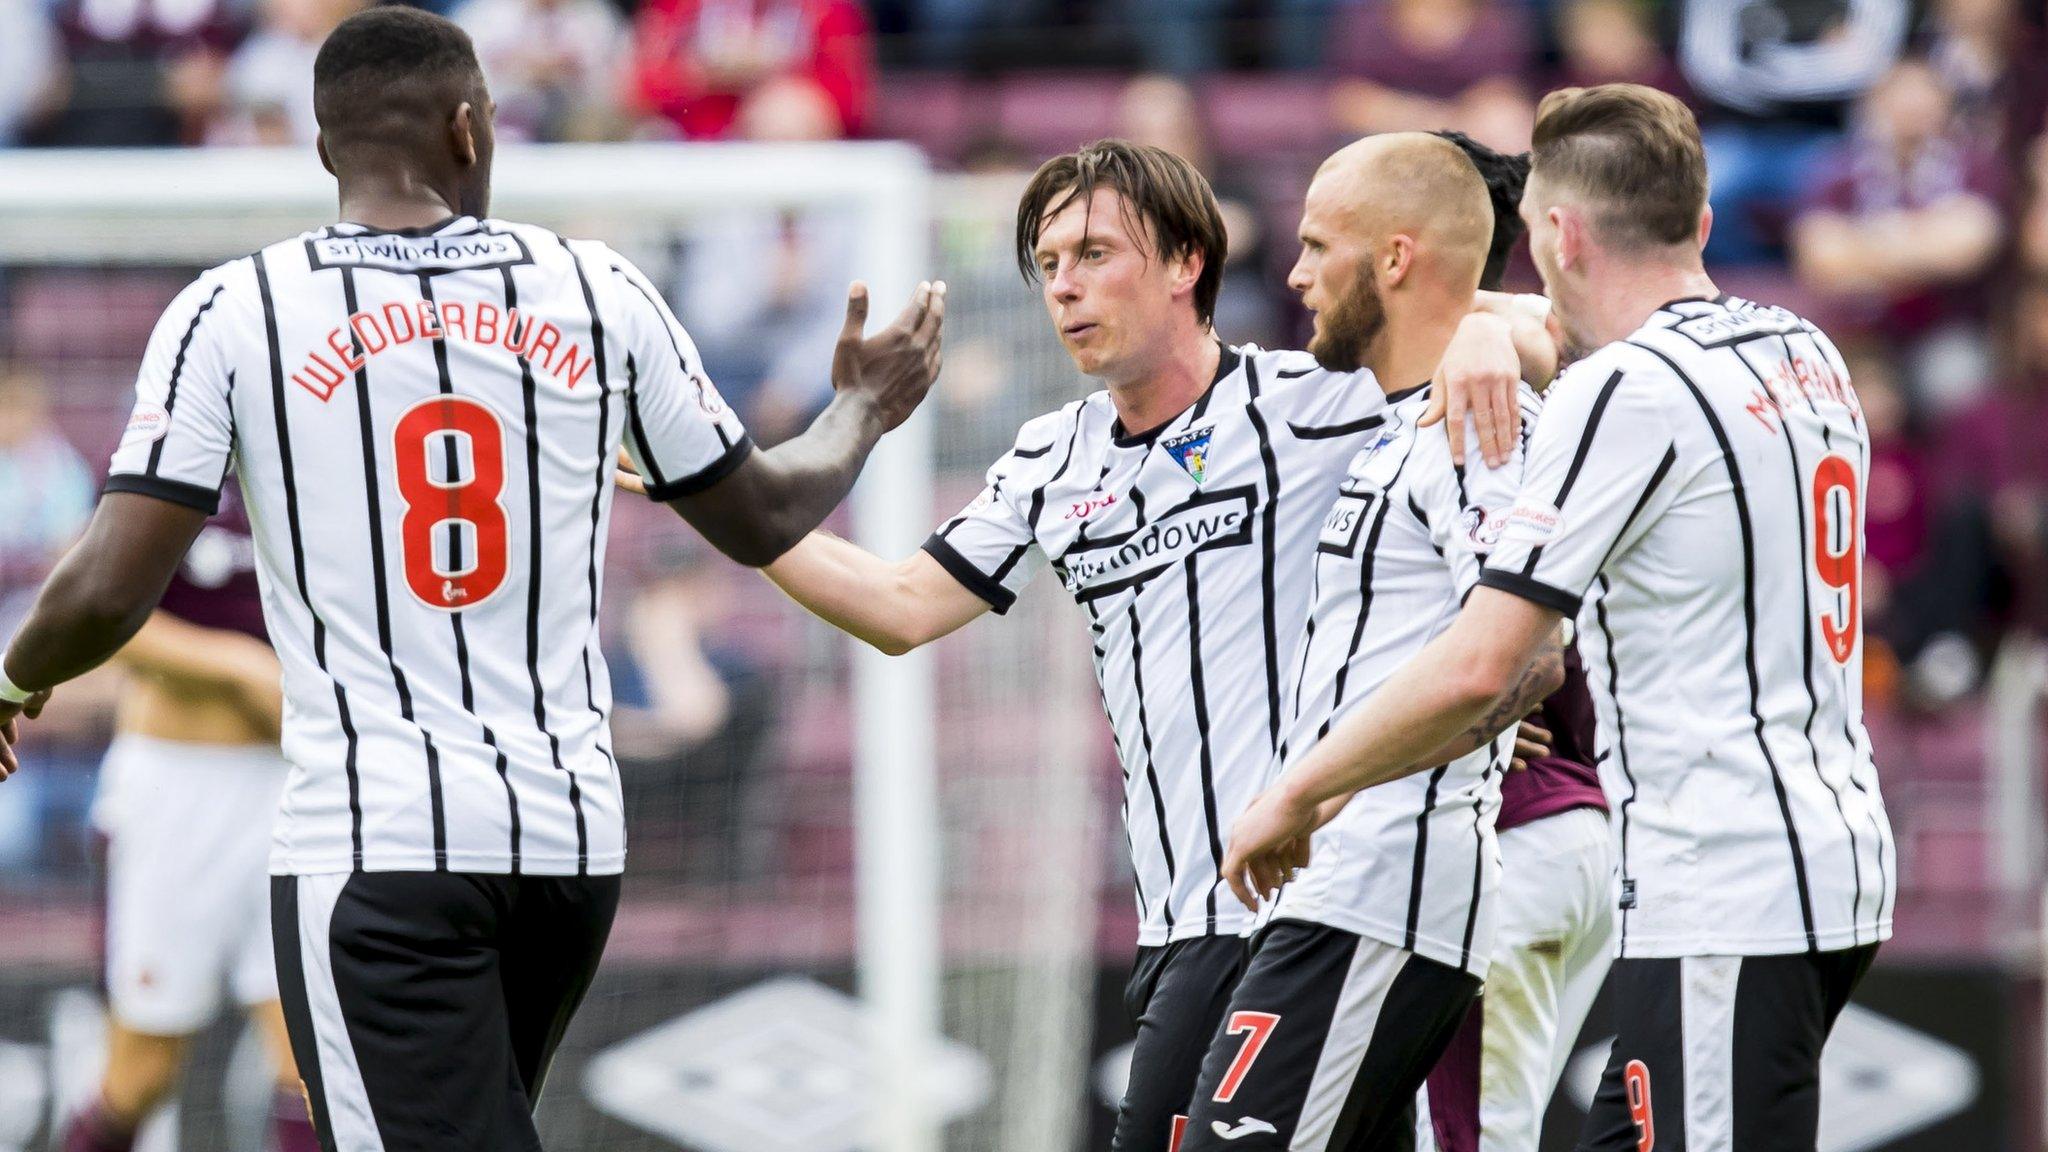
top-left (104, 217), bottom-right (751, 879)
top-left (1476, 295), bottom-right (1894, 960)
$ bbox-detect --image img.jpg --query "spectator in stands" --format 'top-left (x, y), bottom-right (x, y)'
top-left (211, 0), bottom-right (365, 145)
top-left (1940, 278), bottom-right (2048, 644)
top-left (0, 0), bottom-right (61, 145)
top-left (627, 0), bottom-right (872, 141)
top-left (1122, 0), bottom-right (1233, 74)
top-left (1791, 59), bottom-right (2006, 413)
top-left (675, 75), bottom-right (862, 441)
top-left (32, 0), bottom-right (247, 145)
top-left (1679, 0), bottom-right (1912, 264)
top-left (0, 364), bottom-right (93, 640)
top-left (1921, 0), bottom-right (2043, 151)
top-left (1329, 0), bottom-right (1537, 153)
top-left (2022, 130), bottom-right (2048, 276)
top-left (455, 0), bottom-right (625, 142)
top-left (1114, 74), bottom-right (1280, 347)
top-left (1848, 337), bottom-right (1998, 708)
top-left (1552, 0), bottom-right (1688, 98)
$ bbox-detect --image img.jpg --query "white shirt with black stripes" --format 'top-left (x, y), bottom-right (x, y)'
top-left (105, 216), bottom-right (751, 878)
top-left (1480, 295), bottom-right (1895, 958)
top-left (925, 344), bottom-right (1392, 946)
top-left (1268, 384), bottom-right (1538, 978)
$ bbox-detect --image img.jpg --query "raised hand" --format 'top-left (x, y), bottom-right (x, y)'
top-left (831, 280), bottom-right (946, 433)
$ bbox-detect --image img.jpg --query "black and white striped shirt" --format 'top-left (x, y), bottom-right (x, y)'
top-left (105, 216), bottom-right (751, 877)
top-left (1269, 385), bottom-right (1537, 977)
top-left (924, 344), bottom-right (1390, 945)
top-left (1480, 295), bottom-right (1895, 957)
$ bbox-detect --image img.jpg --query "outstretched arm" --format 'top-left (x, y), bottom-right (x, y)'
top-left (653, 282), bottom-right (945, 566)
top-left (763, 533), bottom-right (993, 655)
top-left (1222, 587), bottom-right (1562, 907)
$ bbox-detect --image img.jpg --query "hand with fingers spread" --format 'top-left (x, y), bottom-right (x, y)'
top-left (832, 279), bottom-right (947, 433)
top-left (1419, 311), bottom-right (1522, 467)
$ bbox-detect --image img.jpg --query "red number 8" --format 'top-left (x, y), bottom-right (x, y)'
top-left (393, 395), bottom-right (509, 611)
top-left (1810, 454), bottom-right (1859, 665)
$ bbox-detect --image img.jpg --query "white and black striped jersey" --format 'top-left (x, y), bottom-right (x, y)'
top-left (1268, 385), bottom-right (1537, 978)
top-left (1479, 295), bottom-right (1895, 958)
top-left (105, 216), bottom-right (750, 878)
top-left (925, 344), bottom-right (1391, 945)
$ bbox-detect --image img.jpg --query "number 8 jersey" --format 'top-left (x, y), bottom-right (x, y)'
top-left (106, 217), bottom-right (750, 878)
top-left (1478, 295), bottom-right (1895, 959)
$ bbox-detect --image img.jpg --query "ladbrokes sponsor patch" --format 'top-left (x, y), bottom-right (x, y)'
top-left (1059, 486), bottom-right (1255, 600)
top-left (123, 401), bottom-right (170, 445)
top-left (1501, 500), bottom-right (1563, 544)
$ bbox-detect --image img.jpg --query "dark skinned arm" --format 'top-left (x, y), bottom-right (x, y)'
top-left (659, 280), bottom-right (946, 566)
top-left (0, 493), bottom-right (208, 775)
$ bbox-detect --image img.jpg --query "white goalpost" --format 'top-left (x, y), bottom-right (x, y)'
top-left (0, 142), bottom-right (965, 1152)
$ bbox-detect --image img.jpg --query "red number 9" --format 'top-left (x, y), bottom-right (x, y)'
top-left (393, 395), bottom-right (509, 611)
top-left (1810, 453), bottom-right (1859, 665)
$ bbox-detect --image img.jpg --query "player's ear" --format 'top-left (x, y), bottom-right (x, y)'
top-left (1552, 207), bottom-right (1581, 272)
top-left (451, 101), bottom-right (478, 168)
top-left (315, 134), bottom-right (336, 178)
top-left (1382, 234), bottom-right (1415, 289)
top-left (1696, 204), bottom-right (1713, 252)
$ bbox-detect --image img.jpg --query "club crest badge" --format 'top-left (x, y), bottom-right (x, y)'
top-left (1162, 425), bottom-right (1215, 485)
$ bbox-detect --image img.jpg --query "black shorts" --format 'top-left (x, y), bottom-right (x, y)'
top-left (271, 871), bottom-right (620, 1152)
top-left (1576, 945), bottom-right (1879, 1152)
top-left (1111, 934), bottom-right (1251, 1152)
top-left (1181, 923), bottom-right (1481, 1152)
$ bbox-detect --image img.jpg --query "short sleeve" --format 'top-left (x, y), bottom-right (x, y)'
top-left (1421, 386), bottom-right (1538, 598)
top-left (1479, 355), bottom-right (1682, 617)
top-left (608, 258), bottom-right (753, 501)
top-left (918, 426), bottom-right (1057, 614)
top-left (105, 274), bottom-right (237, 514)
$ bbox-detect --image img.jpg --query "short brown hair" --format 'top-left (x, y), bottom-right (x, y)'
top-left (1016, 139), bottom-right (1228, 327)
top-left (1531, 84), bottom-right (1706, 250)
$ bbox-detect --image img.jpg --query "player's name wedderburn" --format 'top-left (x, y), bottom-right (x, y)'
top-left (291, 297), bottom-right (594, 401)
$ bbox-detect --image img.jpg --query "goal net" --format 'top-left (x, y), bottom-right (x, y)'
top-left (0, 144), bottom-right (1109, 1152)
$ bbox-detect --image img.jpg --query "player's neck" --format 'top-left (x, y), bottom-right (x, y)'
top-left (1368, 295), bottom-right (1467, 396)
top-left (1583, 260), bottom-right (1718, 347)
top-left (335, 172), bottom-right (468, 232)
top-left (1107, 329), bottom-right (1222, 437)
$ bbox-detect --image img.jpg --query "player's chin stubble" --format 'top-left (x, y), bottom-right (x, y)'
top-left (1308, 272), bottom-right (1385, 373)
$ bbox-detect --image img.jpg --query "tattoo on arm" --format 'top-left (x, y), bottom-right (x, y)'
top-left (1460, 640), bottom-right (1565, 749)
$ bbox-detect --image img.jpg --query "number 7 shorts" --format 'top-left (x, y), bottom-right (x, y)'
top-left (1180, 922), bottom-right (1481, 1152)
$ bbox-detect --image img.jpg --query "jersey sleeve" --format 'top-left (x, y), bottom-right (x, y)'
top-left (607, 257), bottom-right (753, 501)
top-left (917, 421), bottom-right (1058, 614)
top-left (1479, 353), bottom-right (1682, 617)
top-left (1419, 386), bottom-right (1538, 598)
top-left (104, 273), bottom-right (237, 514)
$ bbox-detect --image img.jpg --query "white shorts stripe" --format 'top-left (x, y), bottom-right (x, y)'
top-left (1679, 955), bottom-right (1742, 1152)
top-left (294, 873), bottom-right (384, 1152)
top-left (1292, 937), bottom-right (1408, 1152)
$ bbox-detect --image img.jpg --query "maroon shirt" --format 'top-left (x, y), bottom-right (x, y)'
top-left (1497, 641), bottom-right (1606, 833)
top-left (156, 482), bottom-right (268, 645)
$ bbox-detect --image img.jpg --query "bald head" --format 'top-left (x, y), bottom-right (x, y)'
top-left (1306, 133), bottom-right (1495, 294)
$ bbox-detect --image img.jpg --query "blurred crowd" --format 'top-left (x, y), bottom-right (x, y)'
top-left (2, 0), bottom-right (2046, 708)
top-left (0, 0), bottom-right (2045, 885)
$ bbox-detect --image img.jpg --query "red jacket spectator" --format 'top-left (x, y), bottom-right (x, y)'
top-left (629, 0), bottom-right (871, 140)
